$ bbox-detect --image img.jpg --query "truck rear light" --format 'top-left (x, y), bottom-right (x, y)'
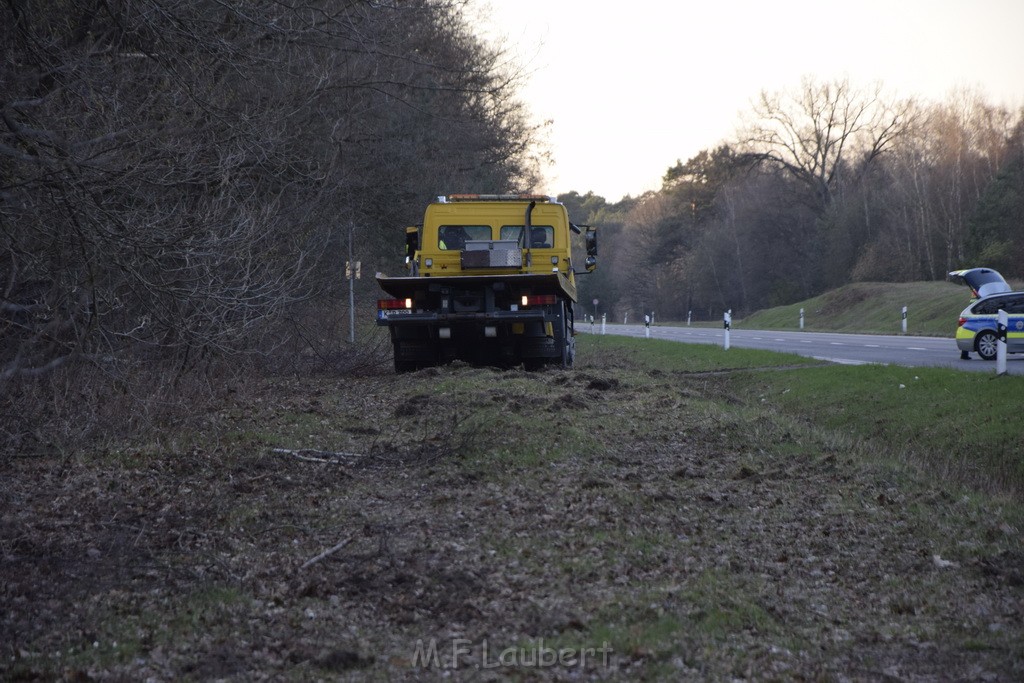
top-left (521, 294), bottom-right (558, 307)
top-left (379, 298), bottom-right (412, 310)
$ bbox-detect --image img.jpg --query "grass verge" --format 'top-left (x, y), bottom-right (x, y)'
top-left (587, 334), bottom-right (1023, 498)
top-left (740, 280), bottom-right (969, 336)
top-left (579, 334), bottom-right (819, 372)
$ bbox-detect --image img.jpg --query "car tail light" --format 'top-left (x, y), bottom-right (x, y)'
top-left (957, 317), bottom-right (967, 327)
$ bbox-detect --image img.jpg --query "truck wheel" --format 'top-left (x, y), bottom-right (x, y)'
top-left (559, 302), bottom-right (575, 368)
top-left (561, 330), bottom-right (575, 368)
top-left (392, 342), bottom-right (417, 372)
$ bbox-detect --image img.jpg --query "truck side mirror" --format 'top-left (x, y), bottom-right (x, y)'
top-left (404, 226), bottom-right (419, 265)
top-left (585, 227), bottom-right (597, 257)
top-left (584, 227), bottom-right (597, 271)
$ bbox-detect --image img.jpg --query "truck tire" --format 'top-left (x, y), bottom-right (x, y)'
top-left (560, 302), bottom-right (575, 369)
top-left (392, 340), bottom-right (424, 372)
top-left (395, 358), bottom-right (417, 373)
top-left (561, 334), bottom-right (575, 369)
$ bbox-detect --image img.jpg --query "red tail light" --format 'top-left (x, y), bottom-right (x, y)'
top-left (521, 294), bottom-right (558, 306)
top-left (957, 317), bottom-right (967, 327)
top-left (379, 298), bottom-right (412, 310)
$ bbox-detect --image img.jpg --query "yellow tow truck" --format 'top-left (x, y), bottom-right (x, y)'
top-left (376, 194), bottom-right (597, 371)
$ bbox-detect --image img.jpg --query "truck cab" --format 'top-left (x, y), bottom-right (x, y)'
top-left (411, 194), bottom-right (581, 281)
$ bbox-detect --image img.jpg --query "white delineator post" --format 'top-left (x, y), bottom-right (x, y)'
top-left (901, 306), bottom-right (908, 334)
top-left (723, 309), bottom-right (732, 350)
top-left (601, 313), bottom-right (606, 335)
top-left (687, 310), bottom-right (692, 326)
top-left (644, 313), bottom-right (651, 338)
top-left (997, 309), bottom-right (1008, 376)
top-left (800, 307), bottom-right (805, 330)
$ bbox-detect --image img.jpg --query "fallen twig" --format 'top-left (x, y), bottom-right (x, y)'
top-left (272, 447), bottom-right (367, 463)
top-left (301, 536), bottom-right (353, 569)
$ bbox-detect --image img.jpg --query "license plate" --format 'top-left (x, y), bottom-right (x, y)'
top-left (379, 309), bottom-right (412, 320)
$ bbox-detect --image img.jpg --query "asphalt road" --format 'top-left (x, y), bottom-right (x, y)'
top-left (582, 323), bottom-right (1024, 376)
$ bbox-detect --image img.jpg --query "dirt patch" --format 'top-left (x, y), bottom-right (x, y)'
top-left (2, 359), bottom-right (1022, 681)
top-left (585, 376), bottom-right (620, 391)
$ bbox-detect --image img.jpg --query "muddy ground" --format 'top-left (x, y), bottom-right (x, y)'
top-left (2, 353), bottom-right (1022, 681)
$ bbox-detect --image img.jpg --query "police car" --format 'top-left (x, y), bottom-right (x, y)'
top-left (949, 268), bottom-right (1024, 360)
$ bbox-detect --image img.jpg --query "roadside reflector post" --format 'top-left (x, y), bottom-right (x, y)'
top-left (624, 313), bottom-right (628, 325)
top-left (644, 313), bottom-right (651, 338)
top-left (800, 307), bottom-right (805, 330)
top-left (601, 313), bottom-right (606, 335)
top-left (723, 309), bottom-right (732, 350)
top-left (901, 306), bottom-right (908, 335)
top-left (687, 310), bottom-right (692, 326)
top-left (997, 309), bottom-right (1008, 375)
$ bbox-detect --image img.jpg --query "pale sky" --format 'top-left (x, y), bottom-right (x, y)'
top-left (479, 0), bottom-right (1024, 201)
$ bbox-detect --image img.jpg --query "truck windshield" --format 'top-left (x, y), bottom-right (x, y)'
top-left (500, 225), bottom-right (553, 248)
top-left (438, 225), bottom-right (491, 250)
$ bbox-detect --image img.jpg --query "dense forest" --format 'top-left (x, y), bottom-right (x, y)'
top-left (2, 2), bottom-right (1023, 452)
top-left (1, 0), bottom-right (543, 450)
top-left (568, 79), bottom-right (1024, 322)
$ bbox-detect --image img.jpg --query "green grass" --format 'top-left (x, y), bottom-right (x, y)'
top-left (561, 570), bottom-right (778, 675)
top-left (579, 334), bottom-right (817, 371)
top-left (41, 584), bottom-right (252, 673)
top-left (731, 363), bottom-right (1024, 495)
top-left (739, 281), bottom-right (970, 336)
top-left (581, 334), bottom-right (1024, 498)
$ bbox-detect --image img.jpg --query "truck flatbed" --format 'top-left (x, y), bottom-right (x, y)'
top-left (376, 271), bottom-right (578, 302)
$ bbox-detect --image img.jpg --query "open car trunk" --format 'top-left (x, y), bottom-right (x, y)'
top-left (948, 268), bottom-right (1011, 299)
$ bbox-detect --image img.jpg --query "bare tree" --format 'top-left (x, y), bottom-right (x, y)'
top-left (0, 0), bottom-right (541, 380)
top-left (0, 0), bottom-right (544, 451)
top-left (861, 91), bottom-right (1017, 279)
top-left (739, 77), bottom-right (913, 209)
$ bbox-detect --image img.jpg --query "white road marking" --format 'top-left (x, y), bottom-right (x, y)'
top-left (812, 356), bottom-right (877, 366)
